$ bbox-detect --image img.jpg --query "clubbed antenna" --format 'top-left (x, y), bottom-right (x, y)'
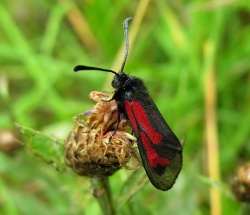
top-left (74, 17), bottom-right (132, 76)
top-left (74, 65), bottom-right (118, 76)
top-left (120, 17), bottom-right (132, 73)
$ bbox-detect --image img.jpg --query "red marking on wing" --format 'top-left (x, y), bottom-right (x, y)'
top-left (124, 100), bottom-right (138, 133)
top-left (130, 100), bottom-right (162, 145)
top-left (141, 132), bottom-right (171, 168)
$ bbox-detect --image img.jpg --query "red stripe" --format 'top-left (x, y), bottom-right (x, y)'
top-left (124, 100), bottom-right (138, 133)
top-left (141, 132), bottom-right (170, 167)
top-left (130, 100), bottom-right (162, 145)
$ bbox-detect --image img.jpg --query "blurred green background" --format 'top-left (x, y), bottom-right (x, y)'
top-left (0, 0), bottom-right (250, 214)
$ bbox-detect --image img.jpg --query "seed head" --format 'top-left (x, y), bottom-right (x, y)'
top-left (64, 91), bottom-right (139, 177)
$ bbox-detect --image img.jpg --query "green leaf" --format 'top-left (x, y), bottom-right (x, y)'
top-left (16, 123), bottom-right (66, 172)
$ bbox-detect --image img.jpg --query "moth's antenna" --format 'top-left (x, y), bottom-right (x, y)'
top-left (74, 65), bottom-right (118, 76)
top-left (120, 17), bottom-right (132, 72)
top-left (74, 18), bottom-right (132, 76)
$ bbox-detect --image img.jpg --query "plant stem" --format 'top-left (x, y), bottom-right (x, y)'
top-left (90, 177), bottom-right (115, 215)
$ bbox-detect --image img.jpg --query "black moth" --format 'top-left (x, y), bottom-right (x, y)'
top-left (74, 17), bottom-right (183, 191)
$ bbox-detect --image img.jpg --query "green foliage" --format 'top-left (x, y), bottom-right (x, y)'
top-left (16, 124), bottom-right (65, 171)
top-left (0, 0), bottom-right (250, 214)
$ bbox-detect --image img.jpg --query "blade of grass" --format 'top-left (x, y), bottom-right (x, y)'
top-left (62, 0), bottom-right (100, 52)
top-left (116, 169), bottom-right (148, 212)
top-left (203, 39), bottom-right (221, 215)
top-left (0, 3), bottom-right (58, 125)
top-left (157, 1), bottom-right (187, 55)
top-left (41, 3), bottom-right (70, 54)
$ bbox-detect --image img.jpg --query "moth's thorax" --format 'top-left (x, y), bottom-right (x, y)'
top-left (112, 73), bottom-right (147, 103)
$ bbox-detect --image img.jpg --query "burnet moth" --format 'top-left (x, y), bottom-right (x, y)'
top-left (74, 17), bottom-right (183, 191)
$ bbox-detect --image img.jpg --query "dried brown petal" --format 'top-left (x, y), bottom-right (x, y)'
top-left (64, 91), bottom-right (139, 177)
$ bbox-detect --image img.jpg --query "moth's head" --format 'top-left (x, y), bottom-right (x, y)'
top-left (112, 71), bottom-right (129, 89)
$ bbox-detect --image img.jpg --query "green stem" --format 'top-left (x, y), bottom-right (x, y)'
top-left (90, 177), bottom-right (115, 215)
top-left (242, 203), bottom-right (250, 215)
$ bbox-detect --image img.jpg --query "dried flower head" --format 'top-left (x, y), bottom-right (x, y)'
top-left (64, 91), bottom-right (139, 177)
top-left (232, 163), bottom-right (250, 202)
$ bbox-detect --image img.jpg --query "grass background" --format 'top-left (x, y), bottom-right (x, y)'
top-left (0, 0), bottom-right (250, 214)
